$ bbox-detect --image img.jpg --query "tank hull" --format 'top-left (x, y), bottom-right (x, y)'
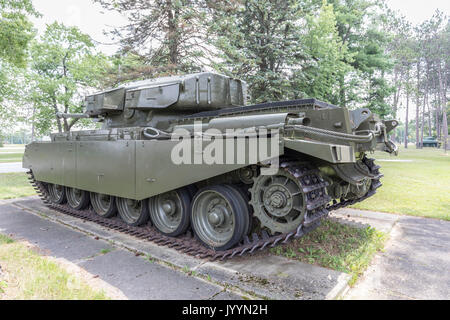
top-left (23, 73), bottom-right (398, 255)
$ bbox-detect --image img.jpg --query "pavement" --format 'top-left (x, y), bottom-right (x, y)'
top-left (2, 196), bottom-right (448, 300)
top-left (0, 162), bottom-right (27, 173)
top-left (0, 197), bottom-right (351, 300)
top-left (332, 208), bottom-right (450, 300)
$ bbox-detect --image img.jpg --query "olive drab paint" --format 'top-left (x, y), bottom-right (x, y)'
top-left (23, 72), bottom-right (398, 249)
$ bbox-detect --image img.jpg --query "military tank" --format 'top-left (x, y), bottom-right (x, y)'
top-left (23, 72), bottom-right (398, 259)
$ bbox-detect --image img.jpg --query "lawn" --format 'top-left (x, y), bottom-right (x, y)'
top-left (0, 145), bottom-right (25, 163)
top-left (0, 234), bottom-right (109, 300)
top-left (351, 147), bottom-right (450, 221)
top-left (271, 219), bottom-right (387, 286)
top-left (0, 173), bottom-right (36, 200)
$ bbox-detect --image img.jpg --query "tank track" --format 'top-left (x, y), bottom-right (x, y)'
top-left (26, 159), bottom-right (380, 261)
top-left (327, 157), bottom-right (383, 211)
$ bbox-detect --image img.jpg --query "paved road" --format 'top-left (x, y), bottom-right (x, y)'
top-left (0, 162), bottom-right (27, 173)
top-left (333, 209), bottom-right (450, 300)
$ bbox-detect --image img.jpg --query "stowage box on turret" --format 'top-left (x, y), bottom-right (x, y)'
top-left (23, 72), bottom-right (398, 258)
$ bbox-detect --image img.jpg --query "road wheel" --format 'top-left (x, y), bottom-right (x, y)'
top-left (148, 188), bottom-right (191, 237)
top-left (66, 187), bottom-right (90, 210)
top-left (47, 184), bottom-right (66, 204)
top-left (91, 193), bottom-right (117, 218)
top-left (117, 198), bottom-right (149, 226)
top-left (191, 185), bottom-right (249, 251)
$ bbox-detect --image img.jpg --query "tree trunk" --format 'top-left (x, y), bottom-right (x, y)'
top-left (392, 70), bottom-right (401, 142)
top-left (415, 61), bottom-right (420, 149)
top-left (427, 87), bottom-right (432, 137)
top-left (421, 93), bottom-right (425, 147)
top-left (31, 105), bottom-right (36, 142)
top-left (52, 98), bottom-right (62, 133)
top-left (435, 87), bottom-right (441, 140)
top-left (339, 74), bottom-right (346, 108)
top-left (443, 113), bottom-right (449, 153)
top-left (167, 0), bottom-right (179, 66)
top-left (405, 78), bottom-right (409, 149)
top-left (438, 63), bottom-right (447, 151)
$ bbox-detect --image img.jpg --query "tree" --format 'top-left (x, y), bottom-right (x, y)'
top-left (324, 0), bottom-right (393, 116)
top-left (27, 23), bottom-right (109, 135)
top-left (291, 2), bottom-right (351, 104)
top-left (209, 0), bottom-right (310, 103)
top-left (0, 0), bottom-right (39, 143)
top-left (94, 0), bottom-right (208, 76)
top-left (0, 0), bottom-right (39, 67)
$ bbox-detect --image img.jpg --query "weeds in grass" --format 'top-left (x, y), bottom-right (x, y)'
top-left (0, 234), bottom-right (14, 245)
top-left (271, 220), bottom-right (387, 286)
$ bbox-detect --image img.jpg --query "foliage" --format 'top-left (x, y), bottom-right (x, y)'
top-left (26, 23), bottom-right (110, 135)
top-left (0, 0), bottom-right (39, 67)
top-left (94, 0), bottom-right (209, 76)
top-left (291, 2), bottom-right (351, 104)
top-left (210, 0), bottom-right (314, 103)
top-left (0, 0), bottom-right (448, 142)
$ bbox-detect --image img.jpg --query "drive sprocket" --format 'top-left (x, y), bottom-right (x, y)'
top-left (250, 161), bottom-right (331, 235)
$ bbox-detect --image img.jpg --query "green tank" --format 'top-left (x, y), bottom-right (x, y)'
top-left (23, 72), bottom-right (398, 259)
top-left (422, 137), bottom-right (440, 148)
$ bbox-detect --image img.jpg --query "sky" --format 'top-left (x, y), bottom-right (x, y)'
top-left (31, 0), bottom-right (450, 55)
top-left (31, 0), bottom-right (128, 55)
top-left (29, 0), bottom-right (449, 124)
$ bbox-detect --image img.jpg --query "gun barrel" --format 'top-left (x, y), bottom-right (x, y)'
top-left (56, 113), bottom-right (90, 119)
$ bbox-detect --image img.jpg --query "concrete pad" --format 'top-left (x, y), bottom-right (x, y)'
top-left (1, 201), bottom-right (244, 300)
top-left (211, 291), bottom-right (244, 300)
top-left (344, 213), bottom-right (450, 300)
top-left (331, 208), bottom-right (400, 233)
top-left (14, 198), bottom-right (203, 270)
top-left (9, 198), bottom-right (352, 300)
top-left (0, 204), bottom-right (113, 262)
top-left (78, 249), bottom-right (227, 300)
top-left (195, 255), bottom-right (351, 300)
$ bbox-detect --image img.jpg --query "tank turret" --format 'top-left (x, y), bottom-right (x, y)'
top-left (82, 72), bottom-right (247, 129)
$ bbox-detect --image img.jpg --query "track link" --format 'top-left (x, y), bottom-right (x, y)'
top-left (327, 157), bottom-right (383, 211)
top-left (26, 158), bottom-right (380, 261)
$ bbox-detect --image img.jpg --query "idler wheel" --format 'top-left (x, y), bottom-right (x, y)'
top-left (190, 185), bottom-right (249, 251)
top-left (91, 193), bottom-right (117, 218)
top-left (47, 184), bottom-right (67, 204)
top-left (148, 188), bottom-right (191, 237)
top-left (66, 187), bottom-right (90, 210)
top-left (116, 197), bottom-right (149, 227)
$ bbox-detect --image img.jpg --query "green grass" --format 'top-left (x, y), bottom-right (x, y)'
top-left (100, 249), bottom-right (111, 255)
top-left (0, 234), bottom-right (109, 300)
top-left (0, 234), bottom-right (14, 245)
top-left (351, 147), bottom-right (450, 220)
top-left (0, 153), bottom-right (24, 163)
top-left (270, 220), bottom-right (387, 286)
top-left (0, 173), bottom-right (36, 200)
top-left (0, 145), bottom-right (25, 163)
